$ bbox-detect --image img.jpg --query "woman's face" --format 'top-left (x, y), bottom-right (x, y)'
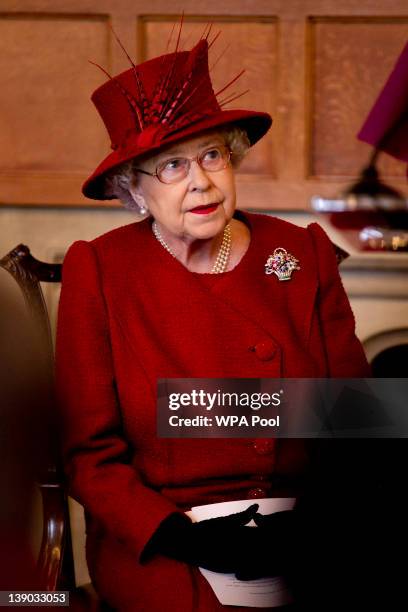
top-left (130, 130), bottom-right (236, 241)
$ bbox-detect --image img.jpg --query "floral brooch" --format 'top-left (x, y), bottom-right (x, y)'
top-left (265, 248), bottom-right (300, 281)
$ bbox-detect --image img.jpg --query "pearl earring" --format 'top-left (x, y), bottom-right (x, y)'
top-left (131, 189), bottom-right (147, 215)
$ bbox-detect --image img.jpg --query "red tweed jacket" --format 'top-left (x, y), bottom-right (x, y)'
top-left (55, 211), bottom-right (370, 611)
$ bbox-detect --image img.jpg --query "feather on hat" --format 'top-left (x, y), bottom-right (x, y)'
top-left (82, 22), bottom-right (272, 200)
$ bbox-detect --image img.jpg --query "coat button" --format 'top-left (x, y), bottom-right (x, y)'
top-left (253, 340), bottom-right (276, 361)
top-left (253, 439), bottom-right (275, 455)
top-left (247, 487), bottom-right (268, 499)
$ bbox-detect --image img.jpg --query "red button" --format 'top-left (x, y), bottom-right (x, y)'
top-left (247, 487), bottom-right (268, 499)
top-left (253, 439), bottom-right (275, 455)
top-left (254, 340), bottom-right (276, 361)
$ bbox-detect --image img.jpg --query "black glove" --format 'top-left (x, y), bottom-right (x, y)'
top-left (141, 503), bottom-right (261, 574)
top-left (234, 510), bottom-right (296, 580)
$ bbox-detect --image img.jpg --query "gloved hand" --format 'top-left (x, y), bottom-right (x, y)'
top-left (234, 510), bottom-right (296, 580)
top-left (141, 503), bottom-right (262, 574)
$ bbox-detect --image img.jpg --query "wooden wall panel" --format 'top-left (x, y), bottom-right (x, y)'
top-left (142, 18), bottom-right (277, 176)
top-left (311, 19), bottom-right (408, 179)
top-left (1, 1), bottom-right (407, 209)
top-left (1, 14), bottom-right (110, 172)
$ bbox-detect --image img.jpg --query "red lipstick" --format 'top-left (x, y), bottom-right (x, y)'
top-left (190, 203), bottom-right (219, 215)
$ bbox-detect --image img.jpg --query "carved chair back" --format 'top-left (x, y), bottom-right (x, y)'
top-left (0, 244), bottom-right (74, 590)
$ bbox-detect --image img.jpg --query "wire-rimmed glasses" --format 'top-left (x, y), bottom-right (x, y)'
top-left (133, 144), bottom-right (233, 184)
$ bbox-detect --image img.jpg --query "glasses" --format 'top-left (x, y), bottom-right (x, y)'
top-left (133, 144), bottom-right (233, 184)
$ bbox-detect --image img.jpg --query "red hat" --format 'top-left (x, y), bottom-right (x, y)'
top-left (82, 33), bottom-right (272, 200)
top-left (357, 41), bottom-right (408, 165)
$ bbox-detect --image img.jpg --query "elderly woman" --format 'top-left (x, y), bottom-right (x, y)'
top-left (56, 32), bottom-right (372, 612)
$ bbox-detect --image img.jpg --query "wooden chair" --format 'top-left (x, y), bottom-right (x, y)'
top-left (0, 244), bottom-right (102, 608)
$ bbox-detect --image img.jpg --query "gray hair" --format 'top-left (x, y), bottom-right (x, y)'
top-left (103, 124), bottom-right (250, 212)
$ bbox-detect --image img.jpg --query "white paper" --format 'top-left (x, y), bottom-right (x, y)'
top-left (186, 498), bottom-right (296, 608)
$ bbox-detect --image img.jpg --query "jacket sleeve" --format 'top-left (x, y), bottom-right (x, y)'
top-left (307, 222), bottom-right (371, 377)
top-left (55, 240), bottom-right (180, 560)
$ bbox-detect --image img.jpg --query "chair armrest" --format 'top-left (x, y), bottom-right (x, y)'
top-left (37, 482), bottom-right (68, 590)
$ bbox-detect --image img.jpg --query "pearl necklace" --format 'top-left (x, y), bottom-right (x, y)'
top-left (152, 221), bottom-right (232, 274)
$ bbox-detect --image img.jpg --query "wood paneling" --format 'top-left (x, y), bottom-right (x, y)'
top-left (1, 14), bottom-right (110, 173)
top-left (1, 1), bottom-right (407, 209)
top-left (311, 19), bottom-right (408, 179)
top-left (0, 12), bottom-right (114, 206)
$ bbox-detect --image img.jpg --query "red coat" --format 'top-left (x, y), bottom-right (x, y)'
top-left (55, 211), bottom-right (370, 611)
